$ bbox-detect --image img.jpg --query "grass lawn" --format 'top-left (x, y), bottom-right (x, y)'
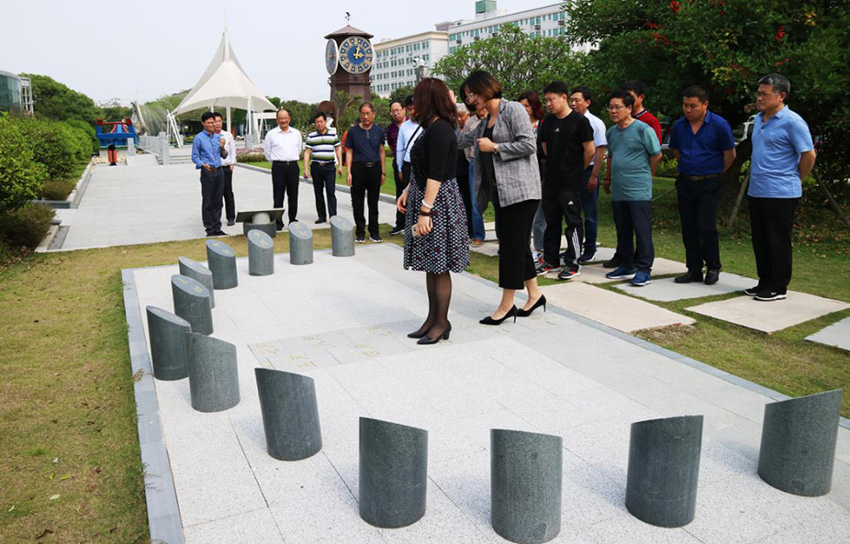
top-left (0, 175), bottom-right (847, 541)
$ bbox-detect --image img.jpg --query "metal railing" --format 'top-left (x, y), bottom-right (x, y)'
top-left (138, 132), bottom-right (171, 165)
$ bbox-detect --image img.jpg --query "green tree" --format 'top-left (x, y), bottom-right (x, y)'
top-left (22, 74), bottom-right (99, 123)
top-left (389, 86), bottom-right (414, 104)
top-left (433, 24), bottom-right (589, 100)
top-left (0, 116), bottom-right (46, 212)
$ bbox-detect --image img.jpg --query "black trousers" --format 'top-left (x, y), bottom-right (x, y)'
top-left (676, 174), bottom-right (722, 272)
top-left (200, 167), bottom-right (224, 234)
top-left (395, 161), bottom-right (409, 230)
top-left (351, 162), bottom-right (382, 238)
top-left (311, 162), bottom-right (337, 219)
top-left (542, 184), bottom-right (583, 271)
top-left (456, 153), bottom-right (472, 236)
top-left (222, 166), bottom-right (235, 222)
top-left (749, 196), bottom-right (799, 293)
top-left (612, 200), bottom-right (654, 272)
top-left (497, 199), bottom-right (539, 289)
top-left (272, 161), bottom-right (300, 227)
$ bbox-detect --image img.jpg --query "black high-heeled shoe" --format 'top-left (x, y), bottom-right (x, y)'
top-left (517, 295), bottom-right (547, 317)
top-left (479, 305), bottom-right (518, 326)
top-left (407, 326), bottom-right (431, 339)
top-left (417, 322), bottom-right (451, 345)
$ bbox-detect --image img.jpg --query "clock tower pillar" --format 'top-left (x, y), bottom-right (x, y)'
top-left (324, 25), bottom-right (374, 104)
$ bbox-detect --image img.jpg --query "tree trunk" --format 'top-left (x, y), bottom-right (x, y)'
top-left (813, 170), bottom-right (850, 228)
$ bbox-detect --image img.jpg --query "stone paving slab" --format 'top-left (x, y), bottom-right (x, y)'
top-left (125, 244), bottom-right (850, 543)
top-left (806, 316), bottom-right (850, 352)
top-left (540, 281), bottom-right (696, 332)
top-left (614, 272), bottom-right (756, 302)
top-left (687, 292), bottom-right (850, 334)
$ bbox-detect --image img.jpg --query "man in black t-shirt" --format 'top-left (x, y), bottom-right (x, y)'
top-left (537, 81), bottom-right (596, 280)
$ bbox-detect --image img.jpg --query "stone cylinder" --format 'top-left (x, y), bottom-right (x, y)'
top-left (359, 417), bottom-right (428, 528)
top-left (255, 368), bottom-right (322, 461)
top-left (288, 221), bottom-right (313, 265)
top-left (146, 306), bottom-right (191, 380)
top-left (185, 332), bottom-right (239, 412)
top-left (205, 239), bottom-right (238, 289)
top-left (248, 230), bottom-right (275, 276)
top-left (491, 429), bottom-right (562, 544)
top-left (626, 415), bottom-right (703, 528)
top-left (758, 389), bottom-right (842, 497)
top-left (171, 274), bottom-right (213, 335)
top-left (330, 215), bottom-right (355, 257)
top-left (178, 256), bottom-right (215, 308)
top-left (243, 212), bottom-right (277, 238)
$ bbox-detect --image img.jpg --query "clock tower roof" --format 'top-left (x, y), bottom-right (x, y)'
top-left (324, 25), bottom-right (373, 40)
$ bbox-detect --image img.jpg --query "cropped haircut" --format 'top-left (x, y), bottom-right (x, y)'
top-left (413, 78), bottom-right (457, 128)
top-left (390, 100), bottom-right (403, 109)
top-left (403, 95), bottom-right (414, 108)
top-left (276, 108), bottom-right (290, 118)
top-left (621, 80), bottom-right (646, 97)
top-left (462, 70), bottom-right (502, 100)
top-left (517, 90), bottom-right (545, 121)
top-left (682, 85), bottom-right (709, 103)
top-left (758, 73), bottom-right (791, 96)
top-left (543, 81), bottom-right (570, 96)
top-left (313, 111), bottom-right (327, 121)
top-left (212, 112), bottom-right (223, 120)
top-left (359, 102), bottom-right (375, 113)
top-left (201, 111), bottom-right (216, 122)
top-left (571, 86), bottom-right (592, 102)
top-left (608, 90), bottom-right (635, 109)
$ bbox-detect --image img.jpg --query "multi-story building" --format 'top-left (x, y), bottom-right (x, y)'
top-left (371, 31), bottom-right (449, 98)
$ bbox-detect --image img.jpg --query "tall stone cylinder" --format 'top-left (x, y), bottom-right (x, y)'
top-left (171, 274), bottom-right (213, 335)
top-left (288, 221), bottom-right (314, 265)
top-left (626, 415), bottom-right (703, 528)
top-left (255, 368), bottom-right (322, 461)
top-left (248, 230), bottom-right (275, 276)
top-left (330, 215), bottom-right (355, 257)
top-left (206, 239), bottom-right (238, 289)
top-left (178, 256), bottom-right (215, 308)
top-left (359, 417), bottom-right (428, 528)
top-left (146, 306), bottom-right (191, 381)
top-left (491, 429), bottom-right (562, 544)
top-left (185, 332), bottom-right (239, 413)
top-left (758, 389), bottom-right (842, 497)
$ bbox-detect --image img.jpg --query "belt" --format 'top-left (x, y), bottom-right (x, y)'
top-left (273, 160), bottom-right (298, 165)
top-left (681, 173), bottom-right (722, 181)
top-left (354, 161), bottom-right (378, 168)
top-left (311, 160), bottom-right (335, 165)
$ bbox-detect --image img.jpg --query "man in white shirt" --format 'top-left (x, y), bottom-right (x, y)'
top-left (263, 109), bottom-right (303, 230)
top-left (570, 86), bottom-right (608, 262)
top-left (214, 113), bottom-right (238, 226)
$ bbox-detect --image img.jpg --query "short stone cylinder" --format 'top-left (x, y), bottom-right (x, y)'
top-left (491, 429), bottom-right (562, 544)
top-left (255, 368), bottom-right (322, 461)
top-left (359, 418), bottom-right (428, 528)
top-left (171, 274), bottom-right (213, 335)
top-left (244, 212), bottom-right (277, 238)
top-left (206, 239), bottom-right (238, 289)
top-left (288, 221), bottom-right (314, 265)
top-left (178, 256), bottom-right (215, 308)
top-left (248, 230), bottom-right (275, 276)
top-left (185, 332), bottom-right (239, 412)
top-left (758, 389), bottom-right (842, 497)
top-left (626, 415), bottom-right (703, 528)
top-left (330, 215), bottom-right (355, 257)
top-left (146, 306), bottom-right (191, 380)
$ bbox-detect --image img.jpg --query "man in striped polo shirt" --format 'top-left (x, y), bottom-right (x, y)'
top-left (303, 112), bottom-right (343, 224)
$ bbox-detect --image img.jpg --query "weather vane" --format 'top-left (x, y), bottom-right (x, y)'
top-left (345, 11), bottom-right (351, 23)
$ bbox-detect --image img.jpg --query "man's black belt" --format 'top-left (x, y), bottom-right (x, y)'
top-left (353, 161), bottom-right (379, 168)
top-left (681, 173), bottom-right (722, 181)
top-left (312, 160), bottom-right (335, 165)
top-left (273, 160), bottom-right (298, 165)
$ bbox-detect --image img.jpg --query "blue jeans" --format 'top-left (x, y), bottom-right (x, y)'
top-left (581, 166), bottom-right (599, 254)
top-left (469, 162), bottom-right (486, 240)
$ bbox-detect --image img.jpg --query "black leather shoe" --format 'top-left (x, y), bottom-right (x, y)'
top-left (417, 322), bottom-right (451, 345)
top-left (674, 270), bottom-right (703, 284)
top-left (480, 306), bottom-right (518, 325)
top-left (315, 218), bottom-right (327, 224)
top-left (517, 295), bottom-right (547, 317)
top-left (704, 269), bottom-right (720, 285)
top-left (407, 325), bottom-right (431, 339)
top-left (226, 219), bottom-right (235, 226)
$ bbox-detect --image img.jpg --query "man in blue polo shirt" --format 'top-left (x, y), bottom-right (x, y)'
top-left (669, 86), bottom-right (736, 286)
top-left (345, 102), bottom-right (386, 243)
top-left (745, 74), bottom-right (816, 301)
top-left (191, 111), bottom-right (228, 236)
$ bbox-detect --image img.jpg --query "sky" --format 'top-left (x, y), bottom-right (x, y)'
top-left (1, 0), bottom-right (552, 105)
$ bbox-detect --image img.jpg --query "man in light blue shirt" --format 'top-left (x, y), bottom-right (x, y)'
top-left (745, 74), bottom-right (816, 301)
top-left (396, 96), bottom-right (422, 195)
top-left (191, 111), bottom-right (228, 236)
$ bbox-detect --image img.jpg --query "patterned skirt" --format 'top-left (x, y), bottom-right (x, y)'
top-left (403, 174), bottom-right (470, 274)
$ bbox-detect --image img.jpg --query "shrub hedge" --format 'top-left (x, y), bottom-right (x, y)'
top-left (0, 116), bottom-right (47, 213)
top-left (0, 203), bottom-right (55, 248)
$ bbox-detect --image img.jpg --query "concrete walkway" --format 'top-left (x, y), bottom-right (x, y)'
top-left (125, 244), bottom-right (850, 544)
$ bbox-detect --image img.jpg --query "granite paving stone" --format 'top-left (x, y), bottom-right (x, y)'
top-left (806, 316), bottom-right (850, 352)
top-left (614, 272), bottom-right (756, 301)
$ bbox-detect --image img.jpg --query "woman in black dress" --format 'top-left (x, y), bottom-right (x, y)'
top-left (398, 78), bottom-right (470, 345)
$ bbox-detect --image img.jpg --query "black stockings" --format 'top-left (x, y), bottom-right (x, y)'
top-left (416, 272), bottom-right (452, 339)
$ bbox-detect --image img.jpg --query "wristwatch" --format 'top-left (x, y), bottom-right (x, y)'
top-left (494, 143), bottom-right (501, 154)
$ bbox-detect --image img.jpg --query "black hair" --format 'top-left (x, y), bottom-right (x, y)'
top-left (682, 85), bottom-right (709, 103)
top-left (543, 81), bottom-right (570, 96)
top-left (313, 111), bottom-right (327, 121)
top-left (212, 112), bottom-right (223, 120)
top-left (758, 73), bottom-right (791, 96)
top-left (359, 102), bottom-right (375, 113)
top-left (620, 80), bottom-right (646, 97)
top-left (571, 86), bottom-right (592, 102)
top-left (403, 95), bottom-right (414, 108)
top-left (201, 111), bottom-right (216, 122)
top-left (608, 90), bottom-right (635, 109)
top-left (462, 70), bottom-right (502, 100)
top-left (390, 100), bottom-right (404, 109)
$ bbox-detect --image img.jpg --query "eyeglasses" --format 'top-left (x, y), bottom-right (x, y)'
top-left (607, 105), bottom-right (626, 110)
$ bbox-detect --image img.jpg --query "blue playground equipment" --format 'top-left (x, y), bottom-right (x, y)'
top-left (96, 118), bottom-right (138, 148)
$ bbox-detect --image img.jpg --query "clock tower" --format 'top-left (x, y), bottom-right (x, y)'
top-left (324, 25), bottom-right (374, 103)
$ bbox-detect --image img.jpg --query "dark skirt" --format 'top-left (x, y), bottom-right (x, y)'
top-left (403, 175), bottom-right (470, 274)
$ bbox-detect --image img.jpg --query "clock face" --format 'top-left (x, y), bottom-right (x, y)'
top-left (338, 36), bottom-right (373, 75)
top-left (325, 39), bottom-right (338, 75)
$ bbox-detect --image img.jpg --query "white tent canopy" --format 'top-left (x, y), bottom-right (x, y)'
top-left (173, 27), bottom-right (276, 130)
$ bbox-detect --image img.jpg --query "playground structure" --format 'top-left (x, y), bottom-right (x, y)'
top-left (96, 118), bottom-right (138, 148)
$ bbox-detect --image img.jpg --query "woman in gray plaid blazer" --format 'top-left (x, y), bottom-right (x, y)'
top-left (459, 71), bottom-right (547, 324)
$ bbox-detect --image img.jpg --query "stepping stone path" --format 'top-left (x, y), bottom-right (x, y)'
top-left (806, 316), bottom-right (850, 352)
top-left (615, 271), bottom-right (755, 302)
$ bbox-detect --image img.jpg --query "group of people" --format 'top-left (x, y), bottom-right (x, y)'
top-left (192, 69), bottom-right (815, 344)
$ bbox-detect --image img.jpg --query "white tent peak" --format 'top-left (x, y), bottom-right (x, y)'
top-left (173, 27), bottom-right (276, 117)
